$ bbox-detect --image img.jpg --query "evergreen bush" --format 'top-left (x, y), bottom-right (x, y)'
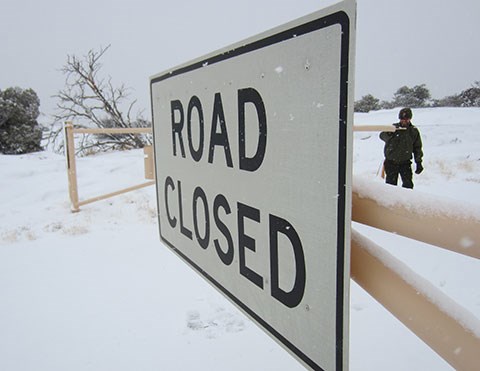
top-left (0, 87), bottom-right (43, 154)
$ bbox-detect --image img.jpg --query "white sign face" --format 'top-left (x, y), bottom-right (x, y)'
top-left (150, 1), bottom-right (354, 370)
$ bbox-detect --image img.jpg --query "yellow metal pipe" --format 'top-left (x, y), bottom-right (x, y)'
top-left (351, 230), bottom-right (480, 371)
top-left (78, 181), bottom-right (155, 207)
top-left (72, 127), bottom-right (152, 134)
top-left (64, 122), bottom-right (80, 212)
top-left (353, 125), bottom-right (396, 132)
top-left (352, 190), bottom-right (480, 260)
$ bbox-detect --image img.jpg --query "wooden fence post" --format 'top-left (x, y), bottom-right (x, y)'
top-left (64, 122), bottom-right (80, 212)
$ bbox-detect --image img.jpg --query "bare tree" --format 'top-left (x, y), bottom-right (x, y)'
top-left (50, 45), bottom-right (151, 154)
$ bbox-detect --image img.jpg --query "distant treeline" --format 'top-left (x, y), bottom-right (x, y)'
top-left (355, 81), bottom-right (480, 113)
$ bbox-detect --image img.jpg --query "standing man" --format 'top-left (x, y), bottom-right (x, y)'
top-left (380, 107), bottom-right (423, 189)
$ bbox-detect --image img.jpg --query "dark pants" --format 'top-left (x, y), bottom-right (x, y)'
top-left (384, 160), bottom-right (413, 189)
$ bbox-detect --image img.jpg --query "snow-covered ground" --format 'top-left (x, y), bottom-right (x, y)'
top-left (1, 107), bottom-right (479, 370)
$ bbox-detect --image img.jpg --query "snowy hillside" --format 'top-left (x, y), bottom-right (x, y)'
top-left (1, 107), bottom-right (479, 370)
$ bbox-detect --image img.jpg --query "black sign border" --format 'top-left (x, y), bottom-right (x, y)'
top-left (151, 10), bottom-right (351, 371)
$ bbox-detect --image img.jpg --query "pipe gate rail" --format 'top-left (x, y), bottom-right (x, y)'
top-left (352, 124), bottom-right (480, 371)
top-left (351, 185), bottom-right (480, 370)
top-left (64, 122), bottom-right (154, 212)
top-left (63, 123), bottom-right (480, 369)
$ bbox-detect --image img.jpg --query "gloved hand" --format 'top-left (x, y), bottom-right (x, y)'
top-left (415, 163), bottom-right (424, 174)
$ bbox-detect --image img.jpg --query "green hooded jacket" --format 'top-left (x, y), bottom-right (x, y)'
top-left (379, 122), bottom-right (423, 164)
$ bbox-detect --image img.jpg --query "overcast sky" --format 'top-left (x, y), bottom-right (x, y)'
top-left (1, 0), bottom-right (479, 122)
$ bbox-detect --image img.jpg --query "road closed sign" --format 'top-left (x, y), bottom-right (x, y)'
top-left (150, 1), bottom-right (355, 369)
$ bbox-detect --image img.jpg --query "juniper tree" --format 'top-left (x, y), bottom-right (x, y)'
top-left (354, 94), bottom-right (381, 112)
top-left (0, 87), bottom-right (43, 154)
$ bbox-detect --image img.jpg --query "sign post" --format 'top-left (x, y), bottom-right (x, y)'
top-left (151, 1), bottom-right (355, 369)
